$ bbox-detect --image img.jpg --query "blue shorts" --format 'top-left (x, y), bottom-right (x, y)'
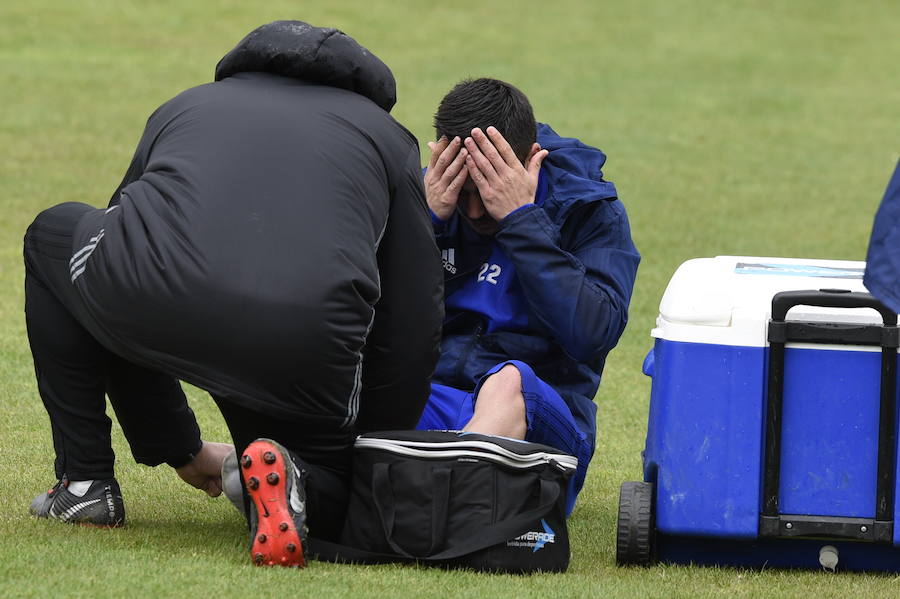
top-left (416, 360), bottom-right (590, 516)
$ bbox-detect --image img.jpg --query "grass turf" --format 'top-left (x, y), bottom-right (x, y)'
top-left (2, 1), bottom-right (900, 597)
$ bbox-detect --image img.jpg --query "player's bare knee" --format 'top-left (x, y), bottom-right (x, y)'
top-left (493, 364), bottom-right (523, 391)
top-left (477, 365), bottom-right (525, 411)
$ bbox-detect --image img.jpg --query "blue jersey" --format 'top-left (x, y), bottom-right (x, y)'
top-left (444, 244), bottom-right (529, 333)
top-left (444, 172), bottom-right (550, 334)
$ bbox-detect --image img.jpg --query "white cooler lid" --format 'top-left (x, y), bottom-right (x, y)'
top-left (651, 256), bottom-right (887, 347)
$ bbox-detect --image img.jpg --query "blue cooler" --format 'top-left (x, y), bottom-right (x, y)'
top-left (616, 256), bottom-right (900, 572)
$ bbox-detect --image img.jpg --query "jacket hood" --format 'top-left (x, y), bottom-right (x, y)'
top-left (215, 20), bottom-right (396, 112)
top-left (537, 123), bottom-right (618, 222)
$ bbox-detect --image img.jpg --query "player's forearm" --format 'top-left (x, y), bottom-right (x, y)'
top-left (495, 205), bottom-right (633, 361)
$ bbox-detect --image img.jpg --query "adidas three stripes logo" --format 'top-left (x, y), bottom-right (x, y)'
top-left (70, 229), bottom-right (105, 283)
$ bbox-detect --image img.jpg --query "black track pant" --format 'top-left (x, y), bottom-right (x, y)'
top-left (24, 203), bottom-right (352, 539)
top-left (24, 202), bottom-right (203, 480)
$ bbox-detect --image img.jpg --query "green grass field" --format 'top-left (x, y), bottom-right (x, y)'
top-left (2, 1), bottom-right (900, 597)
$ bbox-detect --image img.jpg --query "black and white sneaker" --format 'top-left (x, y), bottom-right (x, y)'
top-left (29, 477), bottom-right (125, 528)
top-left (240, 439), bottom-right (308, 567)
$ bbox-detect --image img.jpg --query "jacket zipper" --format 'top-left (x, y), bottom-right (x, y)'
top-left (455, 320), bottom-right (484, 389)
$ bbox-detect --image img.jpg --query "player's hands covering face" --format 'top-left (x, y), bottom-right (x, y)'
top-left (424, 136), bottom-right (468, 220)
top-left (463, 126), bottom-right (548, 221)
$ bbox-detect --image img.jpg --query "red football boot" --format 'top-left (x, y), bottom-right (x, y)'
top-left (241, 438), bottom-right (309, 567)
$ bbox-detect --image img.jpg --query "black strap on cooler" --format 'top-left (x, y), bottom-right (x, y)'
top-left (759, 289), bottom-right (898, 542)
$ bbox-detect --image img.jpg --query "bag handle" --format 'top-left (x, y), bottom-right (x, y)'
top-left (426, 476), bottom-right (561, 561)
top-left (372, 463), bottom-right (452, 558)
top-left (430, 467), bottom-right (452, 554)
top-left (372, 463), bottom-right (561, 561)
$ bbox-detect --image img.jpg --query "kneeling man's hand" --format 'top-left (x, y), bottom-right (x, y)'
top-left (175, 441), bottom-right (234, 497)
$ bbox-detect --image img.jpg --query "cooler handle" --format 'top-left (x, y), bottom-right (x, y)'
top-left (771, 288), bottom-right (897, 326)
top-left (760, 289), bottom-right (898, 542)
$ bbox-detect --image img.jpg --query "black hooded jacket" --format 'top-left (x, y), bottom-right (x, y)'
top-left (70, 22), bottom-right (443, 432)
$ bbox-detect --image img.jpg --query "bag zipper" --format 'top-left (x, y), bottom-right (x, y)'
top-left (355, 437), bottom-right (578, 472)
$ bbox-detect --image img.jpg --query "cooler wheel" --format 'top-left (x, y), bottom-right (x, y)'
top-left (615, 481), bottom-right (655, 566)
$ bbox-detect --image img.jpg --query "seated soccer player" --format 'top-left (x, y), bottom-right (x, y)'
top-left (417, 78), bottom-right (640, 514)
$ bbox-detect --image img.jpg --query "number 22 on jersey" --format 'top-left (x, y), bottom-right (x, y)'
top-left (477, 263), bottom-right (502, 285)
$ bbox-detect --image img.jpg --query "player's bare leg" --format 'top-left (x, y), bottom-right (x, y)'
top-left (463, 364), bottom-right (527, 439)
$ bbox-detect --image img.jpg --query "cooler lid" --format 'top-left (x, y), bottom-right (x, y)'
top-left (651, 256), bottom-right (886, 347)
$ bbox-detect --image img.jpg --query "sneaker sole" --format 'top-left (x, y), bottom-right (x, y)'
top-left (242, 440), bottom-right (305, 568)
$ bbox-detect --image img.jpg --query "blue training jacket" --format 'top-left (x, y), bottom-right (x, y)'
top-left (865, 159), bottom-right (900, 312)
top-left (431, 122), bottom-right (641, 458)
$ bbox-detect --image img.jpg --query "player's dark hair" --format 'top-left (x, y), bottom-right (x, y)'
top-left (434, 78), bottom-right (536, 162)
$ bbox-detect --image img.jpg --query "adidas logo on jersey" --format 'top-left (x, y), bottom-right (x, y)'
top-left (441, 248), bottom-right (457, 274)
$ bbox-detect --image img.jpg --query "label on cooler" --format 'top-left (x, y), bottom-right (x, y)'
top-left (734, 262), bottom-right (864, 279)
